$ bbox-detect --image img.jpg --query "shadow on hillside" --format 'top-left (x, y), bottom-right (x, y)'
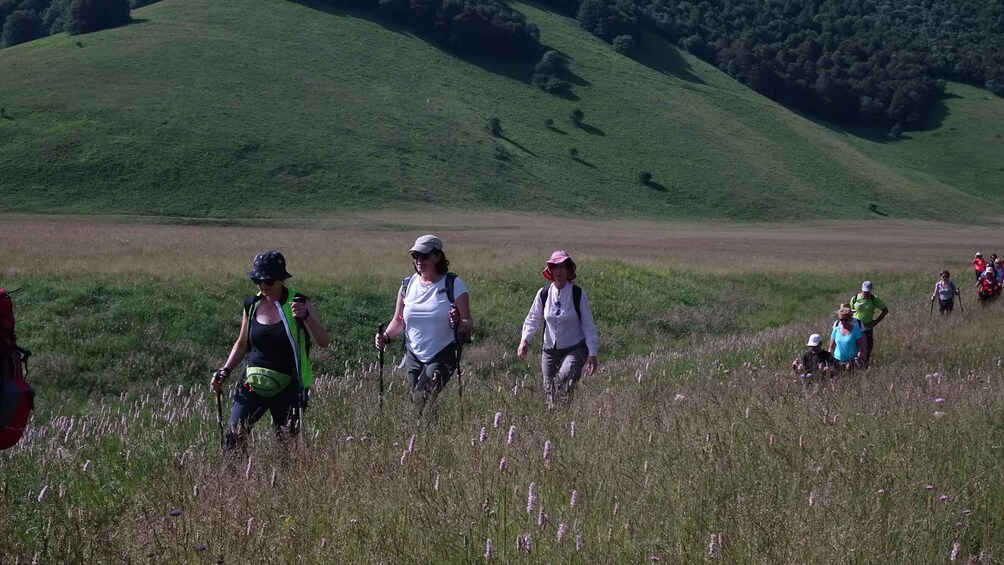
top-left (804, 90), bottom-right (959, 144)
top-left (572, 156), bottom-right (596, 168)
top-left (546, 124), bottom-right (568, 134)
top-left (290, 0), bottom-right (555, 88)
top-left (644, 180), bottom-right (668, 192)
top-left (633, 32), bottom-right (704, 85)
top-left (501, 135), bottom-right (537, 157)
top-left (574, 122), bottom-right (605, 136)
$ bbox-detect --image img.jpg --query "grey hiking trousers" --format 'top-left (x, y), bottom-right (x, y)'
top-left (541, 340), bottom-right (587, 408)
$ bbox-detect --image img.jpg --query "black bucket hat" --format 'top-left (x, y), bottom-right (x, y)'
top-left (248, 250), bottom-right (292, 281)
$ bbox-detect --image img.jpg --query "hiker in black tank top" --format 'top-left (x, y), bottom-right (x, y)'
top-left (209, 251), bottom-right (331, 451)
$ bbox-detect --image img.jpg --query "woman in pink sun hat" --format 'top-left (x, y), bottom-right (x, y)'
top-left (517, 250), bottom-right (598, 409)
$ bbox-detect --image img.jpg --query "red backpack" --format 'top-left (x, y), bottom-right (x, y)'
top-left (0, 289), bottom-right (34, 450)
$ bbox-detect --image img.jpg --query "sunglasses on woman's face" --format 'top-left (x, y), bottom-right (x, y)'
top-left (252, 277), bottom-right (276, 286)
top-left (411, 251), bottom-right (433, 261)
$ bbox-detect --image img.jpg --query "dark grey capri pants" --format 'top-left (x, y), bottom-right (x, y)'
top-left (405, 343), bottom-right (457, 396)
top-left (541, 340), bottom-right (588, 403)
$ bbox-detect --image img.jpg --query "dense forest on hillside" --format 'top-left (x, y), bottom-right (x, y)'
top-left (321, 0), bottom-right (541, 58)
top-left (567, 0), bottom-right (1004, 130)
top-left (0, 0), bottom-right (146, 46)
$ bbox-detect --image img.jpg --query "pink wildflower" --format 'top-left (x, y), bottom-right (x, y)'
top-left (556, 522), bottom-right (567, 543)
top-left (485, 538), bottom-right (493, 560)
top-left (507, 425), bottom-right (516, 445)
top-left (708, 533), bottom-right (721, 558)
top-left (575, 534), bottom-right (582, 551)
top-left (925, 484), bottom-right (934, 491)
top-left (434, 474), bottom-right (440, 491)
top-left (537, 507), bottom-right (547, 530)
top-left (935, 397), bottom-right (945, 404)
top-left (950, 541), bottom-right (961, 561)
top-left (543, 440), bottom-right (552, 460)
top-left (493, 412), bottom-right (503, 428)
top-left (939, 494), bottom-right (949, 502)
top-left (570, 490), bottom-right (579, 508)
top-left (479, 427), bottom-right (488, 443)
top-left (408, 435), bottom-right (416, 452)
top-left (499, 457), bottom-right (507, 472)
top-left (569, 421), bottom-right (575, 437)
top-left (527, 482), bottom-right (536, 515)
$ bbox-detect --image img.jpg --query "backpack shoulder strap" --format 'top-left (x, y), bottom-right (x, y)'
top-left (445, 272), bottom-right (458, 304)
top-left (400, 275), bottom-right (413, 297)
top-left (572, 285), bottom-right (582, 320)
top-left (538, 286), bottom-right (548, 308)
top-left (244, 295), bottom-right (261, 317)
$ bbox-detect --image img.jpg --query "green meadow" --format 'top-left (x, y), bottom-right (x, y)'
top-left (1, 216), bottom-right (1003, 562)
top-left (0, 0), bottom-right (1002, 222)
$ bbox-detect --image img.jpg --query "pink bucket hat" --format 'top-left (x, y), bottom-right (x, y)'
top-left (542, 250), bottom-right (577, 282)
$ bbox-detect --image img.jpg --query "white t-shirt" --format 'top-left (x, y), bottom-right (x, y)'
top-left (403, 274), bottom-right (468, 362)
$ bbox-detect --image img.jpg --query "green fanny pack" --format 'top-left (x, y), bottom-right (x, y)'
top-left (244, 367), bottom-right (293, 397)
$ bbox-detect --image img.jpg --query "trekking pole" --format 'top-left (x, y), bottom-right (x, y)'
top-left (377, 322), bottom-right (386, 411)
top-left (450, 303), bottom-right (464, 403)
top-left (455, 326), bottom-right (464, 402)
top-left (929, 298), bottom-right (934, 317)
top-left (215, 390), bottom-right (225, 450)
top-left (292, 296), bottom-right (307, 445)
top-left (958, 291), bottom-right (964, 313)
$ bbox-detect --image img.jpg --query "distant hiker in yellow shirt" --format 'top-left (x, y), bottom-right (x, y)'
top-left (849, 280), bottom-right (888, 367)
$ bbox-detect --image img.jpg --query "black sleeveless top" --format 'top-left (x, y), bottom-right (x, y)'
top-left (245, 313), bottom-right (297, 376)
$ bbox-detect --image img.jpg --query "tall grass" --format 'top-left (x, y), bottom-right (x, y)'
top-left (0, 216), bottom-right (1001, 561)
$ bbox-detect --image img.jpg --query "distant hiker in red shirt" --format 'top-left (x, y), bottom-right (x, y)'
top-left (973, 253), bottom-right (986, 281)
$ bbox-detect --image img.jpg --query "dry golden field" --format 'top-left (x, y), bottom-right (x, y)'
top-left (2, 212), bottom-right (1000, 278)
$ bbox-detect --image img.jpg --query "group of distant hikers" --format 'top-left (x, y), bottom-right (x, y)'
top-left (208, 237), bottom-right (598, 450)
top-left (790, 251), bottom-right (1004, 384)
top-left (971, 252), bottom-right (1004, 305)
top-left (791, 280), bottom-right (889, 382)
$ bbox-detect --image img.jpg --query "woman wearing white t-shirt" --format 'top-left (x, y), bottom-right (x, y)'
top-left (518, 250), bottom-right (598, 409)
top-left (375, 235), bottom-right (473, 413)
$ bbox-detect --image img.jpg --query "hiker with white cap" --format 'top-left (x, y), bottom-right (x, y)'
top-left (848, 281), bottom-right (888, 366)
top-left (375, 235), bottom-right (473, 415)
top-left (518, 250), bottom-right (598, 409)
top-left (792, 333), bottom-right (833, 382)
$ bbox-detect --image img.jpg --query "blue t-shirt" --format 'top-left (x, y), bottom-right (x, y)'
top-left (830, 322), bottom-right (863, 362)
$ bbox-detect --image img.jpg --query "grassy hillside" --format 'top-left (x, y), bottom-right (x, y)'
top-left (0, 0), bottom-right (1002, 221)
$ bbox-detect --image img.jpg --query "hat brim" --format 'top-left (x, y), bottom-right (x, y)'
top-left (542, 259), bottom-right (577, 281)
top-left (248, 268), bottom-right (292, 280)
top-left (410, 244), bottom-right (441, 254)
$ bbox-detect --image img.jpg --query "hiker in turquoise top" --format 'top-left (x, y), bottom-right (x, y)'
top-left (849, 280), bottom-right (888, 367)
top-left (210, 251), bottom-right (330, 451)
